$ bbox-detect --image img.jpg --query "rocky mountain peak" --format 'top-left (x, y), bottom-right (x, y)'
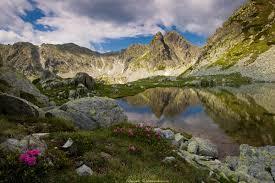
top-left (149, 31), bottom-right (165, 48)
top-left (164, 31), bottom-right (190, 49)
top-left (149, 31), bottom-right (172, 61)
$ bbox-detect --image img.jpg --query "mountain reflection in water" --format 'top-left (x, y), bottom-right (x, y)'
top-left (116, 84), bottom-right (275, 159)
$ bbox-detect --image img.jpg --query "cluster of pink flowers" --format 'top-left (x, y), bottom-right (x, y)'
top-left (19, 149), bottom-right (41, 166)
top-left (113, 124), bottom-right (162, 142)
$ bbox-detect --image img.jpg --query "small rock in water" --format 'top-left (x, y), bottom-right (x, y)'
top-left (76, 164), bottom-right (93, 176)
top-left (62, 138), bottom-right (73, 148)
top-left (162, 156), bottom-right (176, 163)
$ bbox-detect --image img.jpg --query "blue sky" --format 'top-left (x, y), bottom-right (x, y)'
top-left (0, 0), bottom-right (245, 52)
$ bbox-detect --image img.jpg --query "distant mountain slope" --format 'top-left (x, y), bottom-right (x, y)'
top-left (0, 31), bottom-right (200, 83)
top-left (186, 0), bottom-right (275, 81)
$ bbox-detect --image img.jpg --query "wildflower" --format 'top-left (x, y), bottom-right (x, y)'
top-left (27, 149), bottom-right (41, 156)
top-left (19, 149), bottom-right (41, 167)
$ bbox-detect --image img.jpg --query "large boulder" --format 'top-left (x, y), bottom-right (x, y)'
top-left (187, 137), bottom-right (218, 158)
top-left (45, 97), bottom-right (127, 129)
top-left (226, 144), bottom-right (275, 182)
top-left (0, 67), bottom-right (50, 107)
top-left (73, 72), bottom-right (95, 90)
top-left (0, 93), bottom-right (41, 117)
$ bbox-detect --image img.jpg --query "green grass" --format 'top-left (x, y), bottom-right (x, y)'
top-left (209, 39), bottom-right (270, 69)
top-left (209, 0), bottom-right (275, 69)
top-left (0, 116), bottom-right (75, 140)
top-left (0, 121), bottom-right (228, 183)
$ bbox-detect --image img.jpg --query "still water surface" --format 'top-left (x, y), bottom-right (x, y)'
top-left (117, 84), bottom-right (275, 159)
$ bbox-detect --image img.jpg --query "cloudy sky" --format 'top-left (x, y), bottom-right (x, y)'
top-left (0, 0), bottom-right (245, 52)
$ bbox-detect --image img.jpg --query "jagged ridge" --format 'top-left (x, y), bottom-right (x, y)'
top-left (0, 31), bottom-right (200, 83)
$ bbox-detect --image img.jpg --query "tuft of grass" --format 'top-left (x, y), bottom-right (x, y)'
top-left (0, 116), bottom-right (75, 140)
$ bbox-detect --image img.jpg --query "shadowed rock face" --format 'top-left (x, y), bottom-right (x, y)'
top-left (0, 31), bottom-right (200, 84)
top-left (0, 67), bottom-right (50, 107)
top-left (0, 93), bottom-right (40, 118)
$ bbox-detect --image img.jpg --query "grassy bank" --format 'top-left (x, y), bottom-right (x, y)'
top-left (0, 116), bottom-right (228, 183)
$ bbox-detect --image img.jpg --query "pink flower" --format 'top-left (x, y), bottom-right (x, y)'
top-left (25, 156), bottom-right (37, 166)
top-left (27, 149), bottom-right (41, 156)
top-left (19, 149), bottom-right (40, 166)
top-left (19, 153), bottom-right (28, 162)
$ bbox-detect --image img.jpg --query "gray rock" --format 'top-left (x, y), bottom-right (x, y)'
top-left (236, 144), bottom-right (274, 182)
top-left (73, 72), bottom-right (95, 90)
top-left (174, 133), bottom-right (187, 143)
top-left (1, 139), bottom-right (22, 152)
top-left (0, 67), bottom-right (49, 107)
top-left (62, 138), bottom-right (73, 148)
top-left (187, 137), bottom-right (218, 158)
top-left (0, 93), bottom-right (41, 117)
top-left (225, 156), bottom-right (239, 171)
top-left (1, 135), bottom-right (47, 154)
top-left (69, 90), bottom-right (77, 99)
top-left (162, 156), bottom-right (176, 163)
top-left (179, 141), bottom-right (189, 151)
top-left (47, 97), bottom-right (127, 130)
top-left (76, 164), bottom-right (93, 176)
top-left (161, 130), bottom-right (175, 140)
top-left (20, 135), bottom-right (47, 154)
top-left (45, 108), bottom-right (75, 122)
top-left (32, 133), bottom-right (50, 139)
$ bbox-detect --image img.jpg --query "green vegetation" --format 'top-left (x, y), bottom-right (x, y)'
top-left (210, 39), bottom-right (270, 69)
top-left (95, 73), bottom-right (251, 99)
top-left (0, 117), bottom-right (227, 183)
top-left (0, 116), bottom-right (75, 139)
top-left (35, 82), bottom-right (76, 106)
top-left (209, 0), bottom-right (275, 69)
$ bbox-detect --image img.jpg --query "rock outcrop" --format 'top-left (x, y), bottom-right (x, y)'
top-left (186, 0), bottom-right (275, 82)
top-left (45, 97), bottom-right (127, 129)
top-left (0, 67), bottom-right (50, 107)
top-left (0, 93), bottom-right (42, 118)
top-left (187, 137), bottom-right (218, 158)
top-left (72, 72), bottom-right (95, 90)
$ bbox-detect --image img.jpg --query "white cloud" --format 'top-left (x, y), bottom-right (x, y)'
top-left (0, 0), bottom-right (245, 50)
